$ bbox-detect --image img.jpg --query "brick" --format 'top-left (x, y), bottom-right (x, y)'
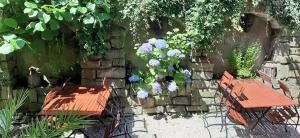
top-left (186, 105), bottom-right (208, 112)
top-left (81, 79), bottom-right (97, 86)
top-left (28, 89), bottom-right (37, 103)
top-left (112, 89), bottom-right (128, 97)
top-left (190, 92), bottom-right (202, 106)
top-left (139, 97), bottom-right (155, 108)
top-left (144, 106), bottom-right (165, 114)
top-left (191, 80), bottom-right (210, 89)
top-left (97, 68), bottom-right (126, 78)
top-left (1, 86), bottom-right (12, 99)
top-left (177, 88), bottom-right (186, 96)
top-left (100, 60), bottom-right (112, 69)
top-left (154, 96), bottom-right (171, 106)
top-left (110, 79), bottom-right (126, 89)
top-left (80, 60), bottom-right (101, 69)
top-left (192, 71), bottom-right (213, 80)
top-left (172, 96), bottom-right (190, 105)
top-left (190, 63), bottom-right (214, 72)
top-left (112, 59), bottom-right (125, 67)
top-left (81, 69), bottom-right (96, 79)
top-left (166, 105), bottom-right (186, 113)
top-left (110, 38), bottom-right (124, 49)
top-left (290, 48), bottom-right (300, 55)
top-left (104, 49), bottom-right (125, 59)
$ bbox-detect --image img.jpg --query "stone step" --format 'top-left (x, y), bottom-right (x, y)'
top-left (289, 48), bottom-right (300, 55)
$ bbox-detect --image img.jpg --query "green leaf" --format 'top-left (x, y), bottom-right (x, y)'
top-left (62, 12), bottom-right (73, 21)
top-left (3, 34), bottom-right (17, 41)
top-left (95, 13), bottom-right (111, 21)
top-left (25, 22), bottom-right (36, 30)
top-left (53, 10), bottom-right (64, 21)
top-left (38, 12), bottom-right (51, 23)
top-left (34, 22), bottom-right (46, 32)
top-left (86, 2), bottom-right (95, 12)
top-left (28, 10), bottom-right (38, 17)
top-left (0, 0), bottom-right (9, 8)
top-left (3, 18), bottom-right (18, 28)
top-left (83, 15), bottom-right (95, 24)
top-left (77, 7), bottom-right (87, 14)
top-left (0, 22), bottom-right (8, 33)
top-left (23, 8), bottom-right (32, 13)
top-left (42, 30), bottom-right (58, 40)
top-left (102, 2), bottom-right (110, 13)
top-left (0, 43), bottom-right (14, 54)
top-left (49, 20), bottom-right (59, 30)
top-left (11, 39), bottom-right (25, 50)
top-left (24, 1), bottom-right (37, 9)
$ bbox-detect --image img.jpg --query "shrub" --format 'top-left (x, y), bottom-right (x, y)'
top-left (229, 41), bottom-right (261, 78)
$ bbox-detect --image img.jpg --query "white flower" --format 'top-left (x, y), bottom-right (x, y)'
top-left (168, 81), bottom-right (178, 92)
top-left (173, 28), bottom-right (180, 32)
top-left (137, 89), bottom-right (149, 99)
top-left (148, 38), bottom-right (157, 45)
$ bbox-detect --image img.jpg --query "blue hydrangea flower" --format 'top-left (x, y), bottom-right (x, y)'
top-left (138, 43), bottom-right (152, 54)
top-left (183, 69), bottom-right (191, 76)
top-left (152, 82), bottom-right (162, 93)
top-left (128, 75), bottom-right (140, 82)
top-left (167, 49), bottom-right (181, 57)
top-left (183, 69), bottom-right (192, 83)
top-left (148, 59), bottom-right (160, 67)
top-left (137, 89), bottom-right (149, 99)
top-left (167, 65), bottom-right (175, 71)
top-left (155, 39), bottom-right (167, 49)
top-left (168, 81), bottom-right (178, 92)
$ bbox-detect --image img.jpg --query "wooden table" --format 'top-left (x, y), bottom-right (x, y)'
top-left (231, 79), bottom-right (298, 130)
top-left (40, 84), bottom-right (112, 116)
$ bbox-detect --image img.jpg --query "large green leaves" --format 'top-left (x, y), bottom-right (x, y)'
top-left (0, 0), bottom-right (9, 7)
top-left (83, 15), bottom-right (95, 24)
top-left (3, 18), bottom-right (18, 28)
top-left (0, 34), bottom-right (27, 54)
top-left (24, 1), bottom-right (37, 9)
top-left (37, 12), bottom-right (51, 23)
top-left (34, 22), bottom-right (46, 31)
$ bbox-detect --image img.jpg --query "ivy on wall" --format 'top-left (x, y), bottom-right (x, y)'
top-left (0, 0), bottom-right (111, 56)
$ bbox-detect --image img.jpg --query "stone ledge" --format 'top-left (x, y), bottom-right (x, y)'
top-left (80, 60), bottom-right (101, 69)
top-left (97, 68), bottom-right (126, 78)
top-left (172, 96), bottom-right (190, 105)
top-left (186, 105), bottom-right (208, 112)
top-left (139, 98), bottom-right (155, 108)
top-left (166, 105), bottom-right (186, 113)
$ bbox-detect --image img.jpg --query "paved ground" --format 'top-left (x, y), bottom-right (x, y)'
top-left (67, 111), bottom-right (300, 138)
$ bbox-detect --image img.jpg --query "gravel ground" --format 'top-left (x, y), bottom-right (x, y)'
top-left (66, 111), bottom-right (300, 138)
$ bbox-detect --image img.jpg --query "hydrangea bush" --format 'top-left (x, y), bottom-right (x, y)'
top-left (129, 32), bottom-right (191, 99)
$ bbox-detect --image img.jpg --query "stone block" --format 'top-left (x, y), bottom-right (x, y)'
top-left (290, 48), bottom-right (300, 55)
top-left (81, 69), bottom-right (96, 79)
top-left (80, 60), bottom-right (101, 69)
top-left (289, 55), bottom-right (300, 63)
top-left (97, 68), bottom-right (126, 78)
top-left (110, 79), bottom-right (126, 89)
top-left (289, 63), bottom-right (300, 70)
top-left (28, 89), bottom-right (37, 103)
top-left (190, 63), bottom-right (214, 72)
top-left (166, 105), bottom-right (186, 113)
top-left (190, 92), bottom-right (203, 106)
top-left (126, 97), bottom-right (141, 106)
top-left (1, 86), bottom-right (12, 99)
top-left (123, 106), bottom-right (143, 115)
top-left (144, 106), bottom-right (165, 114)
top-left (191, 80), bottom-right (210, 89)
top-left (112, 89), bottom-right (128, 97)
top-left (110, 38), bottom-right (124, 49)
top-left (81, 79), bottom-right (97, 86)
top-left (194, 89), bottom-right (217, 98)
top-left (100, 60), bottom-right (112, 69)
top-left (139, 97), bottom-right (155, 108)
top-left (172, 96), bottom-right (190, 105)
top-left (112, 59), bottom-right (125, 67)
top-left (186, 105), bottom-right (208, 112)
top-left (192, 71), bottom-right (213, 80)
top-left (177, 88), bottom-right (186, 96)
top-left (104, 49), bottom-right (125, 59)
top-left (154, 96), bottom-right (171, 106)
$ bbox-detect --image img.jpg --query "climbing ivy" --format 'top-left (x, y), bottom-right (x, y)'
top-left (0, 0), bottom-right (111, 56)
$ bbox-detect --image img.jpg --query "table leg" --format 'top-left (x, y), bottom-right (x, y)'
top-left (251, 107), bottom-right (271, 131)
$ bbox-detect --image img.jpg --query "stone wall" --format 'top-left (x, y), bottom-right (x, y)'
top-left (265, 35), bottom-right (300, 101)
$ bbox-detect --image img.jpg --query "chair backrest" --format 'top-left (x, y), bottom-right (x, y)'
top-left (220, 71), bottom-right (234, 85)
top-left (104, 112), bottom-right (121, 138)
top-left (278, 81), bottom-right (292, 99)
top-left (231, 82), bottom-right (244, 98)
top-left (258, 70), bottom-right (272, 84)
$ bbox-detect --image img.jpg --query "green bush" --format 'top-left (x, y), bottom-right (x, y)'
top-left (229, 41), bottom-right (261, 78)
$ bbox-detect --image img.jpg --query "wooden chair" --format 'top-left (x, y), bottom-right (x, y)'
top-left (257, 70), bottom-right (274, 88)
top-left (217, 71), bottom-right (234, 91)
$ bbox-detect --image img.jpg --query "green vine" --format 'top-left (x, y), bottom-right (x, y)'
top-left (0, 0), bottom-right (111, 56)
